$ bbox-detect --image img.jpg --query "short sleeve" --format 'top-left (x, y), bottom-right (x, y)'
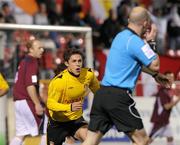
top-left (24, 61), bottom-right (38, 87)
top-left (128, 35), bottom-right (157, 67)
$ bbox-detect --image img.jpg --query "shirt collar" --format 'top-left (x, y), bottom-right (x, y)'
top-left (126, 27), bottom-right (139, 36)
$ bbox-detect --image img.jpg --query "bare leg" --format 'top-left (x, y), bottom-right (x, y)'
top-left (127, 128), bottom-right (149, 145)
top-left (63, 136), bottom-right (75, 145)
top-left (74, 125), bottom-right (88, 142)
top-left (9, 136), bottom-right (24, 145)
top-left (81, 130), bottom-right (103, 145)
top-left (39, 134), bottom-right (46, 145)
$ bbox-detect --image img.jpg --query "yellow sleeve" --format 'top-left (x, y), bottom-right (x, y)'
top-left (47, 78), bottom-right (71, 112)
top-left (89, 71), bottom-right (100, 94)
top-left (0, 73), bottom-right (9, 90)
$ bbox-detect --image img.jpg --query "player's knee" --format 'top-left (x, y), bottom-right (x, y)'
top-left (140, 136), bottom-right (149, 145)
top-left (144, 136), bottom-right (150, 145)
top-left (47, 137), bottom-right (65, 145)
top-left (135, 136), bottom-right (150, 145)
top-left (75, 126), bottom-right (88, 141)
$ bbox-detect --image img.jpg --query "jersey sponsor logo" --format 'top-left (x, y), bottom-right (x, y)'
top-left (68, 86), bottom-right (74, 89)
top-left (31, 75), bottom-right (37, 83)
top-left (141, 44), bottom-right (155, 59)
top-left (64, 97), bottom-right (82, 103)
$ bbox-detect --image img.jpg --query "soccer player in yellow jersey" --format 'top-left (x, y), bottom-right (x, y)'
top-left (0, 72), bottom-right (9, 97)
top-left (47, 48), bottom-right (100, 145)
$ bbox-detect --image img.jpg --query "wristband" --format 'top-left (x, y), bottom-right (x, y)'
top-left (148, 40), bottom-right (157, 53)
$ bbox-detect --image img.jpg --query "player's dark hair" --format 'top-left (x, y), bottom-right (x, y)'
top-left (63, 48), bottom-right (85, 62)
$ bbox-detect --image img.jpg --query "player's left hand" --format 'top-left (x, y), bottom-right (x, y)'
top-left (154, 73), bottom-right (172, 88)
top-left (35, 103), bottom-right (44, 116)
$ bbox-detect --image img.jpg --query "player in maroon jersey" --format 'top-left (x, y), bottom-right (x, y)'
top-left (10, 38), bottom-right (47, 145)
top-left (149, 71), bottom-right (180, 145)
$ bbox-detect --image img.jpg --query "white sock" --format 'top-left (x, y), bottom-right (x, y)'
top-left (39, 135), bottom-right (46, 145)
top-left (9, 137), bottom-right (23, 145)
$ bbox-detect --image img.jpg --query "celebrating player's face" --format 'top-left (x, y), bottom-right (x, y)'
top-left (66, 54), bottom-right (83, 75)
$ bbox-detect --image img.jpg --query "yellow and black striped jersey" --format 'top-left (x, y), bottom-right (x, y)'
top-left (0, 73), bottom-right (9, 91)
top-left (47, 68), bottom-right (100, 122)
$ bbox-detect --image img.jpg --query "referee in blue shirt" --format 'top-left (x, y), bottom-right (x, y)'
top-left (81, 6), bottom-right (171, 145)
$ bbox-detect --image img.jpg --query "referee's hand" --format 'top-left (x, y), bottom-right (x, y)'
top-left (154, 73), bottom-right (172, 88)
top-left (71, 101), bottom-right (82, 111)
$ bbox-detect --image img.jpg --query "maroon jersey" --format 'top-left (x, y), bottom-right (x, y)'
top-left (13, 55), bottom-right (39, 101)
top-left (150, 87), bottom-right (172, 125)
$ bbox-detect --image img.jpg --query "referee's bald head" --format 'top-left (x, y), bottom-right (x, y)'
top-left (128, 6), bottom-right (151, 25)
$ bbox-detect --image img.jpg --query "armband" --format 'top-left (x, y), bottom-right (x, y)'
top-left (148, 40), bottom-right (157, 53)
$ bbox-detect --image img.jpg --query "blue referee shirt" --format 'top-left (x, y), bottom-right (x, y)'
top-left (101, 28), bottom-right (157, 91)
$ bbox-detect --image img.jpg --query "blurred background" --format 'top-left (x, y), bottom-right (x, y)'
top-left (0, 0), bottom-right (180, 145)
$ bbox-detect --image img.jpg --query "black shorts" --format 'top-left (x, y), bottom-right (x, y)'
top-left (47, 117), bottom-right (87, 145)
top-left (88, 86), bottom-right (143, 134)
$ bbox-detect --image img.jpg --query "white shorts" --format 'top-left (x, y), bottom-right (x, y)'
top-left (150, 124), bottom-right (173, 139)
top-left (14, 100), bottom-right (48, 136)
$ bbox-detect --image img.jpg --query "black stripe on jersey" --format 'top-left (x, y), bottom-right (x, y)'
top-left (57, 75), bottom-right (63, 79)
top-left (88, 68), bottom-right (92, 72)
